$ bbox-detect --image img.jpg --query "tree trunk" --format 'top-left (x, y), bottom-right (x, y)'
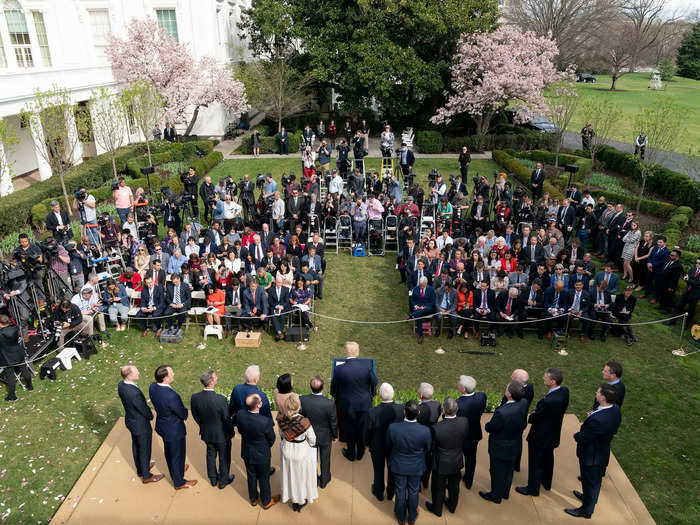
top-left (610, 73), bottom-right (618, 91)
top-left (110, 151), bottom-right (118, 182)
top-left (554, 133), bottom-right (562, 169)
top-left (184, 105), bottom-right (203, 137)
top-left (636, 171), bottom-right (647, 215)
top-left (145, 138), bottom-right (152, 167)
top-left (58, 171), bottom-right (73, 219)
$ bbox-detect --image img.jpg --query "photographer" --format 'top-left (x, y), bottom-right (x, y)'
top-left (112, 178), bottom-right (134, 226)
top-left (336, 139), bottom-right (351, 178)
top-left (72, 186), bottom-right (99, 245)
top-left (65, 240), bottom-right (88, 293)
top-left (161, 195), bottom-right (181, 234)
top-left (317, 139), bottom-right (331, 173)
top-left (180, 166), bottom-right (200, 218)
top-left (379, 125), bottom-right (394, 164)
top-left (431, 173), bottom-right (447, 205)
top-left (198, 175), bottom-right (217, 224)
top-left (222, 193), bottom-right (243, 233)
top-left (98, 213), bottom-right (121, 249)
top-left (2, 263), bottom-right (31, 327)
top-left (51, 298), bottom-right (89, 350)
top-left (459, 146), bottom-right (471, 179)
top-left (352, 130), bottom-right (366, 175)
top-left (0, 314), bottom-right (33, 402)
top-left (238, 174), bottom-right (256, 224)
top-left (45, 201), bottom-right (73, 244)
top-left (13, 233), bottom-right (46, 303)
top-left (398, 142), bottom-right (414, 176)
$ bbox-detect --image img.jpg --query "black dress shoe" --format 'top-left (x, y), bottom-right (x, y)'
top-left (564, 507), bottom-right (591, 519)
top-left (426, 502), bottom-right (441, 517)
top-left (341, 448), bottom-right (354, 461)
top-left (515, 486), bottom-right (537, 496)
top-left (269, 467), bottom-right (276, 476)
top-left (479, 491), bottom-right (500, 504)
top-left (577, 475), bottom-right (582, 481)
top-left (573, 490), bottom-right (584, 501)
top-left (434, 330), bottom-right (441, 337)
top-left (447, 331), bottom-right (454, 339)
top-left (372, 489), bottom-right (384, 501)
top-left (219, 475), bottom-right (235, 489)
top-left (210, 479), bottom-right (218, 487)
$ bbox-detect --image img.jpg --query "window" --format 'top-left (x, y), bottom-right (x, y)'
top-left (88, 9), bottom-right (111, 62)
top-left (32, 11), bottom-right (51, 67)
top-left (0, 31), bottom-right (7, 67)
top-left (156, 9), bottom-right (178, 42)
top-left (5, 10), bottom-right (33, 67)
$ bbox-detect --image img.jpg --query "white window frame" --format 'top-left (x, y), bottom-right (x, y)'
top-left (87, 8), bottom-right (111, 64)
top-left (155, 8), bottom-right (178, 42)
top-left (31, 10), bottom-right (51, 67)
top-left (4, 9), bottom-right (33, 68)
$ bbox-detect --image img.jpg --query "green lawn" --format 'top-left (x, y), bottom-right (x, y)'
top-left (567, 73), bottom-right (700, 155)
top-left (1, 158), bottom-right (699, 524)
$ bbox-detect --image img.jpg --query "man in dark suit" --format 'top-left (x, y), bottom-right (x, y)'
top-left (241, 279), bottom-right (268, 331)
top-left (236, 393), bottom-right (279, 509)
top-left (45, 201), bottom-right (73, 244)
top-left (657, 249), bottom-right (684, 313)
top-left (516, 368), bottom-right (570, 497)
top-left (148, 365), bottom-right (195, 489)
top-left (497, 287), bottom-right (524, 338)
top-left (279, 127), bottom-right (289, 155)
top-left (190, 370), bottom-right (235, 489)
top-left (398, 143), bottom-right (415, 176)
top-left (611, 286), bottom-right (638, 343)
top-left (480, 381), bottom-right (527, 504)
top-left (565, 384), bottom-right (622, 519)
top-left (666, 257), bottom-right (700, 325)
top-left (590, 280), bottom-right (613, 340)
top-left (136, 276), bottom-right (165, 337)
top-left (407, 259), bottom-right (431, 290)
top-left (435, 282), bottom-right (458, 338)
top-left (522, 236), bottom-right (545, 270)
top-left (592, 361), bottom-right (625, 410)
top-left (267, 275), bottom-right (290, 340)
top-left (146, 259), bottom-right (166, 288)
top-left (417, 383), bottom-right (441, 489)
top-left (530, 163), bottom-right (545, 201)
top-left (544, 281), bottom-right (570, 337)
top-left (519, 279), bottom-right (546, 339)
top-left (426, 398), bottom-right (469, 517)
top-left (472, 280), bottom-right (497, 332)
top-left (365, 382), bottom-right (404, 501)
top-left (117, 365), bottom-right (162, 484)
top-left (387, 400), bottom-right (432, 525)
top-left (300, 376), bottom-right (338, 488)
top-left (286, 188), bottom-right (306, 234)
top-left (499, 369), bottom-right (535, 408)
top-left (331, 341), bottom-right (378, 462)
top-left (163, 274), bottom-right (191, 331)
top-left (569, 279), bottom-right (594, 342)
top-left (456, 375), bottom-right (487, 489)
top-left (397, 238), bottom-right (416, 284)
top-left (409, 277), bottom-right (436, 344)
top-left (556, 198), bottom-right (577, 241)
top-left (568, 264), bottom-right (590, 291)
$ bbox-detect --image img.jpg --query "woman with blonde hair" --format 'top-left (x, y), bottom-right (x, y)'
top-left (278, 393), bottom-right (318, 512)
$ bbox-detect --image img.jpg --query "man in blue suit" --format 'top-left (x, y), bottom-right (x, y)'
top-left (241, 279), bottom-right (268, 331)
top-left (331, 341), bottom-right (378, 462)
top-left (229, 365), bottom-right (273, 421)
top-left (148, 365), bottom-right (195, 489)
top-left (267, 275), bottom-right (290, 340)
top-left (117, 365), bottom-right (163, 484)
top-left (544, 280), bottom-right (570, 337)
top-left (565, 383), bottom-right (622, 518)
top-left (387, 400), bottom-right (432, 525)
top-left (456, 375), bottom-right (487, 489)
top-left (593, 263), bottom-right (620, 295)
top-left (136, 276), bottom-right (165, 338)
top-left (163, 274), bottom-right (191, 331)
top-left (480, 381), bottom-right (528, 504)
top-left (409, 276), bottom-right (436, 344)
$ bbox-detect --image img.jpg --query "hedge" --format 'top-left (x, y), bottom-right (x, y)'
top-left (125, 140), bottom-right (215, 178)
top-left (415, 130), bottom-right (443, 153)
top-left (442, 131), bottom-right (554, 153)
top-left (514, 150), bottom-right (592, 183)
top-left (492, 150), bottom-right (566, 199)
top-left (233, 131), bottom-right (302, 155)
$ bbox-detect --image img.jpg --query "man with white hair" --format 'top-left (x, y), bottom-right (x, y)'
top-left (456, 375), bottom-right (487, 489)
top-left (229, 365), bottom-right (272, 422)
top-left (366, 382), bottom-right (404, 501)
top-left (409, 275), bottom-right (436, 344)
top-left (417, 382), bottom-right (441, 489)
top-left (500, 369), bottom-right (534, 472)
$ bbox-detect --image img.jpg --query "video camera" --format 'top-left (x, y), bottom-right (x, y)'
top-left (255, 173), bottom-right (266, 191)
top-left (281, 172), bottom-right (291, 188)
top-left (40, 238), bottom-right (60, 258)
top-left (74, 189), bottom-right (87, 202)
top-left (97, 213), bottom-right (110, 227)
top-left (110, 180), bottom-right (120, 192)
top-left (428, 168), bottom-right (440, 188)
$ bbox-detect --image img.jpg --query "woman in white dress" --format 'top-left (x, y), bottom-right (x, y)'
top-left (278, 393), bottom-right (318, 512)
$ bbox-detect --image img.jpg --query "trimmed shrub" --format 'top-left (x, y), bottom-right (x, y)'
top-left (675, 206), bottom-right (694, 219)
top-left (515, 150), bottom-right (592, 183)
top-left (492, 150), bottom-right (566, 199)
top-left (415, 131), bottom-right (443, 153)
top-left (669, 214), bottom-right (689, 229)
top-left (442, 132), bottom-right (554, 153)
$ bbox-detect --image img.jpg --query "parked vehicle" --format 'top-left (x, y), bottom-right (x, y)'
top-left (577, 73), bottom-right (597, 83)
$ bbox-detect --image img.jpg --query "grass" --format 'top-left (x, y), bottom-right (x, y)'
top-left (567, 73), bottom-right (700, 155)
top-left (1, 158), bottom-right (699, 524)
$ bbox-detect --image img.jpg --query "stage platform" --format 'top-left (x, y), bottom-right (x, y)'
top-left (52, 414), bottom-right (654, 524)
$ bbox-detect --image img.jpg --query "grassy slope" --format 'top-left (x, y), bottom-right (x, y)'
top-left (567, 73), bottom-right (700, 155)
top-left (0, 158), bottom-right (698, 524)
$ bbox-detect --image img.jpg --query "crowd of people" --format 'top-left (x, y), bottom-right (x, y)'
top-left (119, 341), bottom-right (625, 521)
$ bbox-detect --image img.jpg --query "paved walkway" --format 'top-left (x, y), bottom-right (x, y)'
top-left (562, 131), bottom-right (698, 180)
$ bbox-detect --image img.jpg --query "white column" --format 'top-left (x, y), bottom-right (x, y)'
top-left (29, 114), bottom-right (53, 181)
top-left (89, 101), bottom-right (108, 155)
top-left (64, 107), bottom-right (83, 166)
top-left (0, 141), bottom-right (13, 197)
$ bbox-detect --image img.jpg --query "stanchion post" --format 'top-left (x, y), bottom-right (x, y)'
top-left (672, 313), bottom-right (689, 356)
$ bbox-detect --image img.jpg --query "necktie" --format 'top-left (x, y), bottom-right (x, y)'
top-left (574, 292), bottom-right (580, 311)
top-left (529, 289), bottom-right (535, 301)
top-left (664, 260), bottom-right (672, 270)
top-left (481, 293), bottom-right (487, 309)
top-left (554, 293), bottom-right (559, 309)
top-left (605, 274), bottom-right (610, 283)
top-left (598, 292), bottom-right (603, 304)
top-left (277, 288), bottom-right (281, 301)
top-left (174, 286), bottom-right (180, 305)
top-left (421, 288), bottom-right (424, 298)
top-left (531, 246), bottom-right (535, 259)
top-left (148, 288), bottom-right (155, 307)
top-left (257, 245), bottom-right (262, 260)
top-left (506, 299), bottom-right (511, 315)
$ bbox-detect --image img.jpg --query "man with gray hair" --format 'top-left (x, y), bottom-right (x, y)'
top-left (409, 275), bottom-right (436, 344)
top-left (191, 370), bottom-right (235, 489)
top-left (229, 365), bottom-right (273, 422)
top-left (417, 383), bottom-right (441, 489)
top-left (457, 375), bottom-right (487, 489)
top-left (366, 382), bottom-right (403, 501)
top-left (426, 397), bottom-right (469, 517)
top-left (500, 369), bottom-right (534, 472)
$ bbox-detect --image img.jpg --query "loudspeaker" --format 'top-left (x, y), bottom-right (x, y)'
top-left (285, 326), bottom-right (309, 342)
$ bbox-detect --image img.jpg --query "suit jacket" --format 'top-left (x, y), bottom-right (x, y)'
top-left (301, 254), bottom-right (323, 273)
top-left (399, 149), bottom-right (416, 167)
top-left (522, 244), bottom-right (545, 267)
top-left (408, 269), bottom-right (432, 290)
top-left (417, 400), bottom-right (441, 428)
top-left (150, 251), bottom-right (170, 273)
top-left (435, 287), bottom-right (457, 313)
top-left (500, 383), bottom-right (535, 409)
top-left (146, 268), bottom-right (166, 289)
top-left (410, 285), bottom-right (436, 312)
top-left (456, 392), bottom-right (487, 444)
top-left (612, 294), bottom-right (636, 315)
top-left (530, 168), bottom-right (545, 186)
top-left (472, 288), bottom-right (496, 312)
top-left (593, 272), bottom-right (620, 295)
top-left (431, 417), bottom-right (469, 474)
top-left (300, 393), bottom-right (338, 445)
top-left (544, 287), bottom-right (571, 312)
top-left (519, 286), bottom-right (544, 309)
top-left (330, 358), bottom-right (378, 415)
top-left (267, 286), bottom-right (290, 313)
top-left (118, 381), bottom-right (153, 436)
top-left (556, 205), bottom-right (576, 229)
top-left (658, 259), bottom-right (684, 291)
top-left (46, 210), bottom-right (72, 236)
top-left (684, 266), bottom-right (700, 299)
top-left (485, 400), bottom-right (528, 461)
top-left (496, 292), bottom-right (523, 317)
top-left (527, 386), bottom-right (570, 449)
top-left (165, 283), bottom-right (192, 309)
top-left (236, 409), bottom-right (276, 464)
top-left (574, 404), bottom-right (622, 467)
top-left (191, 390), bottom-right (233, 444)
top-left (141, 285), bottom-right (164, 311)
top-left (387, 420), bottom-right (432, 476)
top-left (365, 402), bottom-right (404, 454)
top-left (148, 383), bottom-right (188, 441)
top-left (286, 196), bottom-right (306, 218)
top-left (592, 381), bottom-right (626, 410)
top-left (569, 289), bottom-right (593, 315)
top-left (242, 286), bottom-right (268, 316)
top-left (568, 273), bottom-right (590, 291)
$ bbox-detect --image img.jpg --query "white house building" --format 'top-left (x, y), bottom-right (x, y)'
top-left (0, 0), bottom-right (250, 194)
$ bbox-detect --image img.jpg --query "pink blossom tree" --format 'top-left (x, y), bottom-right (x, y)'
top-left (432, 27), bottom-right (562, 134)
top-left (106, 18), bottom-right (249, 135)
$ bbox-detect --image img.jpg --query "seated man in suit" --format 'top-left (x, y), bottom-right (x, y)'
top-left (435, 281), bottom-right (458, 338)
top-left (267, 275), bottom-right (290, 341)
top-left (117, 365), bottom-right (163, 484)
top-left (409, 276), bottom-right (436, 344)
top-left (611, 285), bottom-right (637, 344)
top-left (565, 384), bottom-right (622, 519)
top-left (426, 397), bottom-right (469, 517)
top-left (590, 280), bottom-right (613, 341)
top-left (146, 259), bottom-right (167, 288)
top-left (190, 370), bottom-right (235, 489)
top-left (508, 265), bottom-right (529, 292)
top-left (366, 382), bottom-right (404, 501)
top-left (224, 277), bottom-right (243, 336)
top-left (472, 280), bottom-right (497, 334)
top-left (522, 236), bottom-right (545, 270)
top-left (241, 279), bottom-right (268, 331)
top-left (456, 376), bottom-right (487, 489)
top-left (301, 246), bottom-right (324, 299)
top-left (593, 263), bottom-right (619, 295)
top-left (387, 400), bottom-right (432, 525)
top-left (496, 287), bottom-right (524, 338)
top-left (519, 278), bottom-right (545, 339)
top-left (569, 279), bottom-right (593, 342)
top-left (407, 259), bottom-right (430, 291)
top-left (568, 264), bottom-right (590, 291)
top-left (300, 376), bottom-right (338, 489)
top-left (163, 274), bottom-right (191, 331)
top-left (544, 280), bottom-right (570, 337)
top-left (137, 276), bottom-right (165, 338)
